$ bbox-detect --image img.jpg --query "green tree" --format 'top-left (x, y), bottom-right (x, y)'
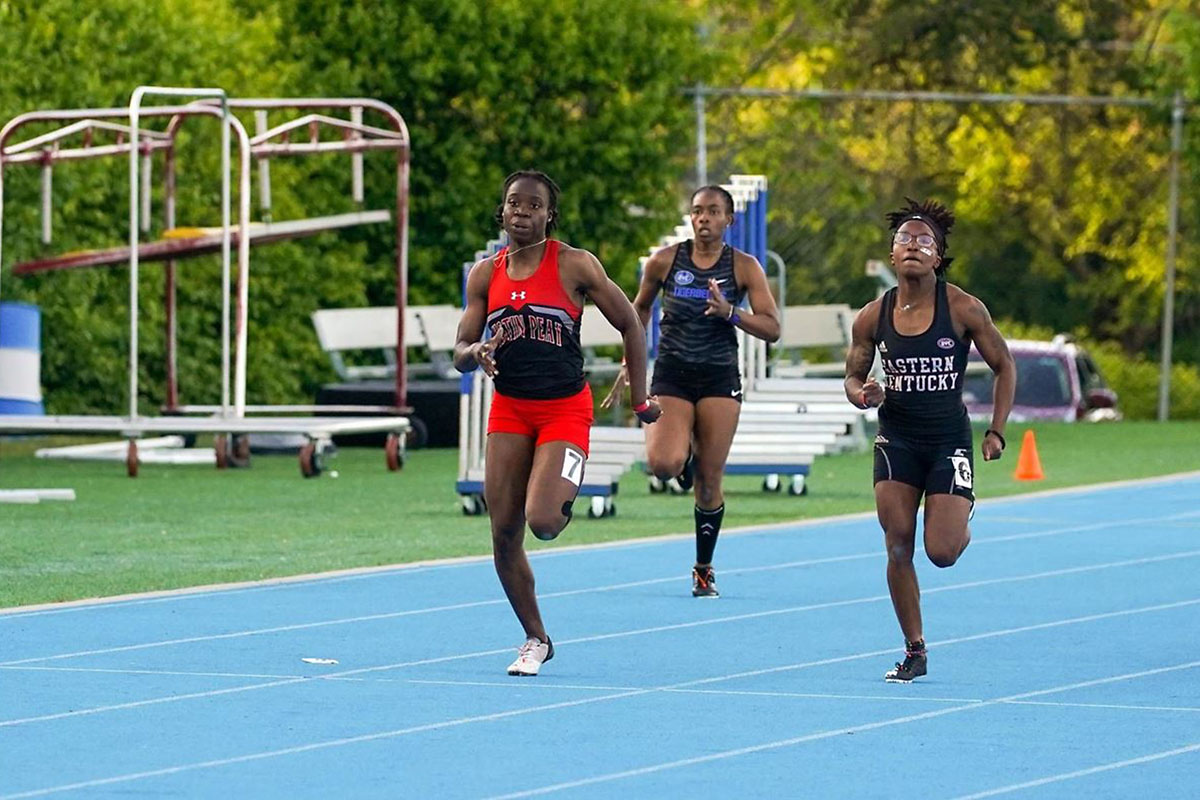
top-left (698, 0), bottom-right (1197, 379)
top-left (269, 0), bottom-right (706, 301)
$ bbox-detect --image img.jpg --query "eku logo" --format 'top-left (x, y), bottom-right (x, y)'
top-left (673, 271), bottom-right (695, 286)
top-left (511, 291), bottom-right (526, 301)
top-left (937, 337), bottom-right (955, 349)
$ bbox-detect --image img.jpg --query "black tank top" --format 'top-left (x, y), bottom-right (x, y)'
top-left (875, 281), bottom-right (971, 442)
top-left (657, 241), bottom-right (744, 367)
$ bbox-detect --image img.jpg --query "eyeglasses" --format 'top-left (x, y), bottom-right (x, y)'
top-left (893, 231), bottom-right (936, 247)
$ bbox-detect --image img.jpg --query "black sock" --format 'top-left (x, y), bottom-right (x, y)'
top-left (694, 504), bottom-right (724, 565)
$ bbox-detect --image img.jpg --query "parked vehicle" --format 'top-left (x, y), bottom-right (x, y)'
top-left (964, 335), bottom-right (1120, 422)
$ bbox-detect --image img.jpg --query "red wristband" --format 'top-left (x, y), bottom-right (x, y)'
top-left (633, 400), bottom-right (651, 414)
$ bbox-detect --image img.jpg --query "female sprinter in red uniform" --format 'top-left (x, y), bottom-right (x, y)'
top-left (844, 198), bottom-right (1015, 682)
top-left (454, 170), bottom-right (661, 676)
top-left (606, 185), bottom-right (779, 597)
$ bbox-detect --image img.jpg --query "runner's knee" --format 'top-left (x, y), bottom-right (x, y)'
top-left (885, 529), bottom-right (917, 564)
top-left (526, 501), bottom-right (571, 541)
top-left (926, 547), bottom-right (959, 568)
top-left (647, 452), bottom-right (686, 480)
top-left (925, 534), bottom-right (964, 568)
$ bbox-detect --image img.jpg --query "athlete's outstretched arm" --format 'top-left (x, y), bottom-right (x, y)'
top-left (453, 259), bottom-right (503, 377)
top-left (961, 294), bottom-right (1015, 460)
top-left (844, 301), bottom-right (883, 408)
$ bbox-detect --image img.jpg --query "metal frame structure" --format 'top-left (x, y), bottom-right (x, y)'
top-left (0, 87), bottom-right (413, 477)
top-left (689, 84), bottom-right (1189, 421)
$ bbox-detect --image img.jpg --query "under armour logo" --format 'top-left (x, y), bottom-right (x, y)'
top-left (511, 291), bottom-right (526, 300)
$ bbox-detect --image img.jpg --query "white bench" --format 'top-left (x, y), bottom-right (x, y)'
top-left (310, 304), bottom-right (458, 381)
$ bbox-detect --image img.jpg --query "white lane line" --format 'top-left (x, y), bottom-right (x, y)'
top-left (2, 591), bottom-right (1196, 731)
top-left (483, 662), bottom-right (1200, 800)
top-left (1001, 700), bottom-right (1200, 713)
top-left (4, 651), bottom-right (1197, 800)
top-left (6, 666), bottom-right (1198, 715)
top-left (0, 665), bottom-right (301, 680)
top-left (2, 548), bottom-right (1197, 728)
top-left (3, 471), bottom-right (1197, 619)
top-left (7, 511), bottom-right (1197, 667)
top-left (947, 743), bottom-right (1200, 799)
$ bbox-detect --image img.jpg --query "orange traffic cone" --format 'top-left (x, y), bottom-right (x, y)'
top-left (1014, 429), bottom-right (1044, 481)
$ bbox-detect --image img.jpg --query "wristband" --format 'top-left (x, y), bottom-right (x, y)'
top-left (729, 311), bottom-right (741, 326)
top-left (985, 428), bottom-right (1006, 449)
top-left (633, 400), bottom-right (651, 414)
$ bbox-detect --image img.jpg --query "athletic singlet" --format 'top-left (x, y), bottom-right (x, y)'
top-left (874, 281), bottom-right (971, 443)
top-left (657, 240), bottom-right (744, 366)
top-left (486, 240), bottom-right (585, 400)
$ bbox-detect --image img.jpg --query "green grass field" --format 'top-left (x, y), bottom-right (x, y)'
top-left (1, 421), bottom-right (1197, 609)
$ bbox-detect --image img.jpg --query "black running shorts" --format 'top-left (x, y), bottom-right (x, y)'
top-left (650, 357), bottom-right (742, 404)
top-left (872, 431), bottom-right (975, 502)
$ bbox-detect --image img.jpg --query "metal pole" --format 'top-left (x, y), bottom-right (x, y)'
top-left (130, 87), bottom-right (232, 420)
top-left (695, 82), bottom-right (707, 186)
top-left (1158, 91), bottom-right (1183, 421)
top-left (690, 85), bottom-right (1166, 109)
top-left (40, 152), bottom-right (52, 244)
top-left (255, 110), bottom-right (271, 217)
top-left (129, 92), bottom-right (142, 420)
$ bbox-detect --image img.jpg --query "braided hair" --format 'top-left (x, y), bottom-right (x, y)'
top-left (886, 197), bottom-right (955, 275)
top-left (494, 170), bottom-right (560, 235)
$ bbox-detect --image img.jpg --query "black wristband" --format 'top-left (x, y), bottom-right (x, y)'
top-left (985, 429), bottom-right (1006, 449)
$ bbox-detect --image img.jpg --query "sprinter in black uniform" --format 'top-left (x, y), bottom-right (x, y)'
top-left (844, 198), bottom-right (1015, 682)
top-left (605, 185), bottom-right (780, 597)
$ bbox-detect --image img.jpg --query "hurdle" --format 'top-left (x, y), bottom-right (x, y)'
top-left (0, 87), bottom-right (414, 478)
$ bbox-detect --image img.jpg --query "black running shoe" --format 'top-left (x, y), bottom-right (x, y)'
top-left (692, 565), bottom-right (719, 598)
top-left (676, 451), bottom-right (695, 492)
top-left (885, 650), bottom-right (927, 683)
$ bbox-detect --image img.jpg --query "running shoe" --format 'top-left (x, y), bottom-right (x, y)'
top-left (507, 637), bottom-right (554, 676)
top-left (884, 650), bottom-right (927, 682)
top-left (692, 565), bottom-right (719, 598)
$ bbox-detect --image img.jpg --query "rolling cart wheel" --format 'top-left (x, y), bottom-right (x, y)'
top-left (647, 475), bottom-right (666, 494)
top-left (126, 440), bottom-right (139, 478)
top-left (385, 432), bottom-right (404, 472)
top-left (762, 474), bottom-right (782, 492)
top-left (230, 434), bottom-right (251, 468)
top-left (214, 434), bottom-right (229, 469)
top-left (588, 496), bottom-right (607, 518)
top-left (299, 442), bottom-right (323, 478)
top-left (461, 494), bottom-right (485, 516)
top-left (787, 474), bottom-right (808, 496)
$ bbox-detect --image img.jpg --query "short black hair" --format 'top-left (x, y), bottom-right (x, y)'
top-left (494, 170), bottom-right (560, 234)
top-left (887, 197), bottom-right (956, 275)
top-left (691, 184), bottom-right (735, 215)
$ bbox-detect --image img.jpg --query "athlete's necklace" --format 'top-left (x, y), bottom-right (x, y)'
top-left (505, 237), bottom-right (547, 261)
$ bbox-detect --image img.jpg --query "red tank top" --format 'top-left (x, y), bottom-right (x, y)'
top-left (486, 240), bottom-right (586, 399)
